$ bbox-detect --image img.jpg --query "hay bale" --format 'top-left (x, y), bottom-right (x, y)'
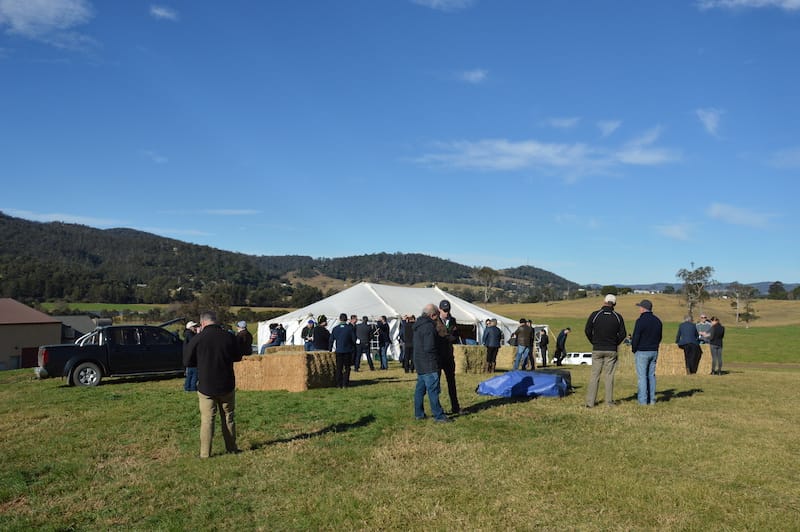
top-left (262, 344), bottom-right (306, 355)
top-left (495, 345), bottom-right (517, 371)
top-left (613, 344), bottom-right (712, 376)
top-left (234, 350), bottom-right (336, 392)
top-left (453, 345), bottom-right (489, 374)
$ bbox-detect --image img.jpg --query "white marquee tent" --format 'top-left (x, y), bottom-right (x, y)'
top-left (257, 282), bottom-right (524, 356)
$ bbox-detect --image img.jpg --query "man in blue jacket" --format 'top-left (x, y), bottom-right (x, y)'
top-left (676, 315), bottom-right (702, 374)
top-left (329, 313), bottom-right (357, 388)
top-left (631, 299), bottom-right (663, 405)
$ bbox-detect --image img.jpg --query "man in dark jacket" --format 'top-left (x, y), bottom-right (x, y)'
top-left (312, 316), bottom-right (330, 351)
top-left (184, 311), bottom-right (243, 458)
top-left (676, 315), bottom-right (702, 374)
top-left (376, 316), bottom-right (391, 370)
top-left (631, 299), bottom-right (662, 405)
top-left (329, 313), bottom-right (357, 388)
top-left (436, 299), bottom-right (461, 414)
top-left (584, 294), bottom-right (627, 408)
top-left (235, 321), bottom-right (253, 358)
top-left (481, 318), bottom-right (502, 372)
top-left (413, 304), bottom-right (451, 423)
top-left (402, 315), bottom-right (415, 373)
top-left (512, 319), bottom-right (534, 370)
top-left (538, 328), bottom-right (550, 367)
top-left (554, 328), bottom-right (570, 366)
top-left (354, 316), bottom-right (375, 371)
top-left (183, 321), bottom-right (199, 392)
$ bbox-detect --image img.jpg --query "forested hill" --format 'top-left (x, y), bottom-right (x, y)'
top-left (0, 212), bottom-right (578, 306)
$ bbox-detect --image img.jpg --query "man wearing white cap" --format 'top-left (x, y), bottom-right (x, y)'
top-left (183, 321), bottom-right (200, 391)
top-left (235, 321), bottom-right (253, 357)
top-left (584, 294), bottom-right (627, 408)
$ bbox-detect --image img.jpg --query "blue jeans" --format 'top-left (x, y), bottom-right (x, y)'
top-left (304, 341), bottom-right (314, 352)
top-left (379, 345), bottom-right (389, 369)
top-left (184, 367), bottom-right (198, 391)
top-left (513, 346), bottom-right (530, 370)
top-left (414, 372), bottom-right (447, 420)
top-left (635, 350), bottom-right (658, 405)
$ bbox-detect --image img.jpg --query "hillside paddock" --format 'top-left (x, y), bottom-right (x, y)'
top-left (1, 339), bottom-right (798, 530)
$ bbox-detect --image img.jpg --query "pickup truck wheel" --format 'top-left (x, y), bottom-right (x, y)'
top-left (72, 362), bottom-right (102, 387)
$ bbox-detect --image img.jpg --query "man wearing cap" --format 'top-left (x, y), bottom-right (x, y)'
top-left (354, 316), bottom-right (375, 371)
top-left (436, 299), bottom-right (461, 414)
top-left (511, 318), bottom-right (534, 370)
top-left (301, 319), bottom-right (316, 351)
top-left (676, 315), bottom-right (702, 374)
top-left (235, 321), bottom-right (253, 358)
top-left (329, 313), bottom-right (357, 388)
top-left (183, 321), bottom-right (200, 391)
top-left (696, 314), bottom-right (712, 344)
top-left (584, 294), bottom-right (627, 408)
top-left (631, 299), bottom-right (662, 405)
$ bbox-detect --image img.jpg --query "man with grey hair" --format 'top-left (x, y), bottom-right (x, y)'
top-left (676, 314), bottom-right (701, 374)
top-left (412, 304), bottom-right (451, 423)
top-left (184, 311), bottom-right (243, 457)
top-left (584, 294), bottom-right (627, 408)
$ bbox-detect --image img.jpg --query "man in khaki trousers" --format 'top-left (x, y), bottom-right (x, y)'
top-left (184, 311), bottom-right (243, 457)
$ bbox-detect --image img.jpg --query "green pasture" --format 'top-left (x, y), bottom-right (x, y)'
top-left (2, 339), bottom-right (799, 529)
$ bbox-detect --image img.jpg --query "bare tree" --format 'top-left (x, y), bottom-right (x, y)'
top-left (476, 266), bottom-right (498, 303)
top-left (676, 264), bottom-right (715, 320)
top-left (727, 282), bottom-right (759, 327)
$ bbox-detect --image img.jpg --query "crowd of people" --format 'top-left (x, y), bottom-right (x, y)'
top-left (180, 297), bottom-right (727, 455)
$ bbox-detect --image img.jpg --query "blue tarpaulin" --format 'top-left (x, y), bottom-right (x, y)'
top-left (476, 370), bottom-right (569, 398)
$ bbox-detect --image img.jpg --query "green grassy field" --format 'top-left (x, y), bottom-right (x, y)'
top-left (2, 330), bottom-right (799, 530)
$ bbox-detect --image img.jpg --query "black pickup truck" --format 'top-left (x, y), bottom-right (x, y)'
top-left (35, 324), bottom-right (185, 387)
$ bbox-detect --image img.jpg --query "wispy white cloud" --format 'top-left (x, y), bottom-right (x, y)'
top-left (142, 149), bottom-right (168, 164)
top-left (697, 0), bottom-right (800, 11)
top-left (597, 120), bottom-right (621, 137)
top-left (458, 68), bottom-right (487, 84)
top-left (614, 126), bottom-right (681, 165)
top-left (706, 202), bottom-right (773, 228)
top-left (696, 107), bottom-right (724, 136)
top-left (547, 117), bottom-right (581, 129)
top-left (656, 222), bottom-right (693, 241)
top-left (411, 0), bottom-right (475, 11)
top-left (415, 126), bottom-right (679, 181)
top-left (2, 208), bottom-right (123, 227)
top-left (0, 0), bottom-right (96, 50)
top-left (768, 146), bottom-right (800, 168)
top-left (149, 5), bottom-right (178, 21)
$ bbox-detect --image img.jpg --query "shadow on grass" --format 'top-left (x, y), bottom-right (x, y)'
top-left (59, 374), bottom-right (183, 388)
top-left (347, 376), bottom-right (404, 387)
top-left (457, 395), bottom-right (536, 417)
top-left (619, 387), bottom-right (704, 403)
top-left (250, 414), bottom-right (377, 448)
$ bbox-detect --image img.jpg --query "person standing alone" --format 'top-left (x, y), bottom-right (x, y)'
top-left (553, 327), bottom-right (570, 366)
top-left (184, 311), bottom-right (243, 458)
top-left (538, 328), bottom-right (550, 367)
top-left (584, 295), bottom-right (627, 408)
top-left (631, 299), bottom-right (662, 405)
top-left (481, 318), bottom-right (502, 372)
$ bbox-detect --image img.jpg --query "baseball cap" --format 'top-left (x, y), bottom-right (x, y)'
top-left (186, 321), bottom-right (198, 329)
top-left (237, 320), bottom-right (247, 328)
top-left (439, 299), bottom-right (451, 312)
top-left (635, 299), bottom-right (653, 311)
top-left (604, 294), bottom-right (617, 304)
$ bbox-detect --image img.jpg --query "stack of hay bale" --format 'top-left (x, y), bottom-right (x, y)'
top-left (235, 349), bottom-right (336, 392)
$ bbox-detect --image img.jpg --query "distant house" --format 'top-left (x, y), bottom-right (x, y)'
top-left (0, 298), bottom-right (61, 370)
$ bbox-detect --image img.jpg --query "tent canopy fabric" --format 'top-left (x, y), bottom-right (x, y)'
top-left (476, 370), bottom-right (568, 398)
top-left (257, 282), bottom-right (522, 353)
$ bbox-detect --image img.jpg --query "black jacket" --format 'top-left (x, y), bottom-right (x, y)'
top-left (329, 322), bottom-right (356, 353)
top-left (184, 324), bottom-right (242, 396)
top-left (631, 311), bottom-right (662, 353)
top-left (413, 315), bottom-right (439, 374)
top-left (312, 325), bottom-right (331, 351)
top-left (585, 305), bottom-right (627, 351)
top-left (236, 329), bottom-right (253, 357)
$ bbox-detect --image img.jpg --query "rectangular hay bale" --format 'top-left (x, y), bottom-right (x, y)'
top-left (234, 350), bottom-right (336, 392)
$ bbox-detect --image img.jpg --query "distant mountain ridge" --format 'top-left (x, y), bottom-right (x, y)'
top-left (0, 212), bottom-right (577, 305)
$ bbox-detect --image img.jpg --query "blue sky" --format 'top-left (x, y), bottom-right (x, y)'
top-left (2, 0), bottom-right (798, 286)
